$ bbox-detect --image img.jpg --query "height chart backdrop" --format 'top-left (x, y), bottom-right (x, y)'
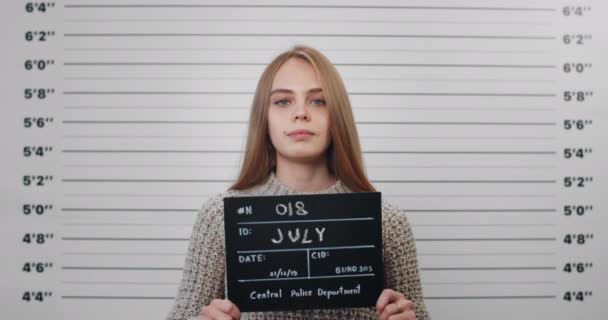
top-left (1, 1), bottom-right (606, 319)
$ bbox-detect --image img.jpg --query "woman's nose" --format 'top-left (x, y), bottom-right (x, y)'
top-left (294, 111), bottom-right (309, 121)
top-left (292, 101), bottom-right (310, 121)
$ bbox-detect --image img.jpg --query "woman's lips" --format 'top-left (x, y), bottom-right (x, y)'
top-left (287, 129), bottom-right (314, 139)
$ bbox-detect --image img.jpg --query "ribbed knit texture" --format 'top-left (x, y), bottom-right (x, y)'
top-left (166, 172), bottom-right (431, 320)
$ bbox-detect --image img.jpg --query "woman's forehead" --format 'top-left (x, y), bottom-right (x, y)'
top-left (272, 58), bottom-right (321, 89)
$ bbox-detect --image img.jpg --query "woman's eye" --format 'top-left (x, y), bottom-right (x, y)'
top-left (312, 99), bottom-right (326, 106)
top-left (274, 99), bottom-right (290, 106)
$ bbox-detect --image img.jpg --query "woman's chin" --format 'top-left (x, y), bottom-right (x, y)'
top-left (278, 149), bottom-right (325, 163)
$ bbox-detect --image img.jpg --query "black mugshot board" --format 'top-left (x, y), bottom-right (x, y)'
top-left (223, 192), bottom-right (384, 312)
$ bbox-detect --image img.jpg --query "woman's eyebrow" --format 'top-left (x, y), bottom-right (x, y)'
top-left (270, 87), bottom-right (323, 96)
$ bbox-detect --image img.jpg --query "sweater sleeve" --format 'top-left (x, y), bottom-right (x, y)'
top-left (382, 201), bottom-right (431, 320)
top-left (165, 194), bottom-right (226, 320)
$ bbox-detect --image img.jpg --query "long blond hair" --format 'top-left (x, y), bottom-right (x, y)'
top-left (229, 45), bottom-right (375, 192)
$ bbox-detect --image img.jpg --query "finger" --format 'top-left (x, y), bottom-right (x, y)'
top-left (394, 297), bottom-right (414, 313)
top-left (212, 299), bottom-right (241, 319)
top-left (381, 298), bottom-right (414, 320)
top-left (376, 289), bottom-right (398, 314)
top-left (200, 305), bottom-right (232, 320)
top-left (380, 302), bottom-right (400, 320)
top-left (387, 310), bottom-right (416, 320)
top-left (387, 314), bottom-right (407, 320)
top-left (225, 300), bottom-right (241, 319)
top-left (397, 298), bottom-right (414, 312)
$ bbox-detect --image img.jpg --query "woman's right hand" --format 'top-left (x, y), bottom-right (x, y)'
top-left (199, 299), bottom-right (241, 320)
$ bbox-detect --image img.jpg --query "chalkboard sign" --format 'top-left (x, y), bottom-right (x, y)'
top-left (223, 192), bottom-right (384, 312)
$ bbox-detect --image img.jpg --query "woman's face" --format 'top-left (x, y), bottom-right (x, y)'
top-left (267, 58), bottom-right (331, 164)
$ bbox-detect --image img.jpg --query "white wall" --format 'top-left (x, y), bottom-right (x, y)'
top-left (2, 0), bottom-right (606, 319)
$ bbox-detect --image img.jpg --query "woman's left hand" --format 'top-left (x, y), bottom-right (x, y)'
top-left (376, 288), bottom-right (417, 320)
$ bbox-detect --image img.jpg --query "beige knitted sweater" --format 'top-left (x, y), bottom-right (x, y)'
top-left (166, 172), bottom-right (431, 320)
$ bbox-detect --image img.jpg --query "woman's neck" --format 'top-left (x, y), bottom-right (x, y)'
top-left (274, 157), bottom-right (336, 193)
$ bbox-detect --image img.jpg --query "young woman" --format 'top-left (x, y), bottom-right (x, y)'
top-left (166, 45), bottom-right (430, 320)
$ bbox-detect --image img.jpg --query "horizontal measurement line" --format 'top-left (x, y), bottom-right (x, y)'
top-left (62, 149), bottom-right (241, 153)
top-left (365, 151), bottom-right (556, 154)
top-left (60, 251), bottom-right (557, 257)
top-left (61, 295), bottom-right (556, 300)
top-left (62, 164), bottom-right (555, 169)
top-left (61, 120), bottom-right (556, 125)
top-left (62, 91), bottom-right (555, 97)
top-left (419, 252), bottom-right (556, 256)
top-left (62, 208), bottom-right (192, 212)
top-left (390, 194), bottom-right (556, 198)
top-left (63, 223), bottom-right (554, 228)
top-left (62, 237), bottom-right (188, 241)
top-left (61, 91), bottom-right (233, 95)
top-left (421, 266), bottom-right (556, 271)
top-left (62, 219), bottom-right (556, 228)
top-left (64, 193), bottom-right (212, 198)
top-left (414, 223), bottom-right (556, 227)
top-left (425, 295), bottom-right (556, 300)
top-left (63, 4), bottom-right (555, 11)
top-left (63, 62), bottom-right (555, 68)
top-left (63, 223), bottom-right (192, 226)
top-left (296, 92), bottom-right (551, 97)
top-left (62, 164), bottom-right (236, 168)
top-left (63, 76), bottom-right (557, 83)
top-left (62, 252), bottom-right (184, 256)
top-left (62, 179), bottom-right (232, 182)
top-left (62, 33), bottom-right (555, 40)
top-left (64, 105), bottom-right (248, 109)
top-left (406, 209), bottom-right (556, 212)
top-left (416, 237), bottom-right (556, 241)
top-left (63, 19), bottom-right (553, 27)
top-left (61, 281), bottom-right (557, 286)
top-left (60, 149), bottom-right (557, 155)
top-left (62, 48), bottom-right (553, 55)
top-left (61, 105), bottom-right (557, 111)
top-left (63, 280), bottom-right (178, 285)
top-left (58, 208), bottom-right (555, 213)
top-left (62, 193), bottom-right (555, 199)
top-left (63, 120), bottom-right (244, 123)
top-left (352, 165), bottom-right (555, 168)
top-left (362, 121), bottom-right (556, 125)
top-left (425, 281), bottom-right (557, 285)
top-left (62, 266), bottom-right (181, 270)
top-left (62, 296), bottom-right (174, 300)
top-left (374, 180), bottom-right (555, 183)
top-left (60, 135), bottom-right (558, 141)
top-left (60, 178), bottom-right (556, 184)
